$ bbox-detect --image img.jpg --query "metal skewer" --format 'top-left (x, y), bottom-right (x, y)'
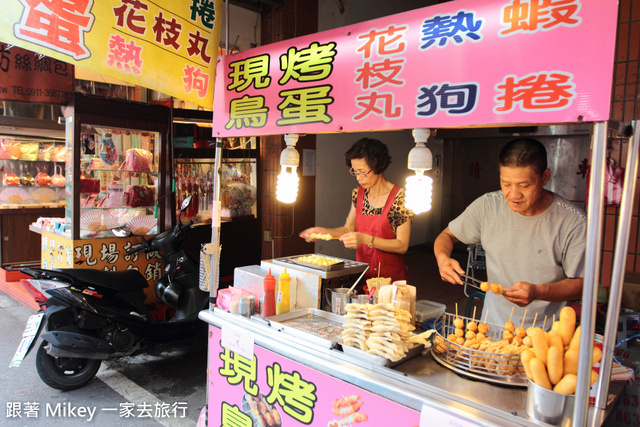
top-left (460, 274), bottom-right (483, 291)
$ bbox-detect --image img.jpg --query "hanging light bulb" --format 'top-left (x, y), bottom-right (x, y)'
top-left (276, 134), bottom-right (300, 204)
top-left (405, 128), bottom-right (434, 214)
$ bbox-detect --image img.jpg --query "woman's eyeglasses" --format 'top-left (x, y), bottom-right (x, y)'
top-left (349, 168), bottom-right (371, 178)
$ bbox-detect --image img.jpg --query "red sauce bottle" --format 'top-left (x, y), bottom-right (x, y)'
top-left (261, 269), bottom-right (277, 317)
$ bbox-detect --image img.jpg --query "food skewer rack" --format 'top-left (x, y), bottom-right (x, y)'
top-left (431, 312), bottom-right (528, 387)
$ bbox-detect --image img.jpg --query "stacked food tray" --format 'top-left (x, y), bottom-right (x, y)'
top-left (431, 313), bottom-right (528, 387)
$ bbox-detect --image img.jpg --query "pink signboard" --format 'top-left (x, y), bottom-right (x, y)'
top-left (212, 0), bottom-right (618, 137)
top-left (207, 326), bottom-right (421, 427)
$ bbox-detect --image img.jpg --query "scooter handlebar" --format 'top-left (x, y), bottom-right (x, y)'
top-left (126, 241), bottom-right (151, 255)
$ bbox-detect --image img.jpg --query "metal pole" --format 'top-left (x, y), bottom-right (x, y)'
top-left (208, 139), bottom-right (223, 303)
top-left (573, 121), bottom-right (607, 426)
top-left (594, 122), bottom-right (639, 410)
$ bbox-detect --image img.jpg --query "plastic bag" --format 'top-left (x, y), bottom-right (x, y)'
top-left (585, 158), bottom-right (624, 206)
top-left (51, 145), bottom-right (66, 162)
top-left (35, 165), bottom-right (51, 187)
top-left (19, 142), bottom-right (39, 161)
top-left (0, 139), bottom-right (20, 160)
top-left (2, 163), bottom-right (19, 186)
top-left (51, 164), bottom-right (65, 187)
top-left (122, 148), bottom-right (153, 172)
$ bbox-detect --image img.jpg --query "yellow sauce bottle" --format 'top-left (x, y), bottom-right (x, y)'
top-left (276, 267), bottom-right (290, 315)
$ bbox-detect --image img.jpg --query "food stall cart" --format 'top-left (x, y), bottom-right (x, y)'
top-left (199, 0), bottom-right (637, 425)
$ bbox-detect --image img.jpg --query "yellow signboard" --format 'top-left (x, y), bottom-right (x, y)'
top-left (41, 230), bottom-right (163, 302)
top-left (0, 0), bottom-right (222, 109)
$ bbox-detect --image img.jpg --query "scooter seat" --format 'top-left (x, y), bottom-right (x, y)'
top-left (55, 268), bottom-right (149, 292)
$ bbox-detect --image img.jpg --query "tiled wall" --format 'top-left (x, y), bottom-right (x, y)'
top-left (259, 0), bottom-right (318, 260)
top-left (601, 0), bottom-right (640, 286)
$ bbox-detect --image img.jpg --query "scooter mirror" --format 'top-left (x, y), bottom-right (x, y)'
top-left (112, 227), bottom-right (132, 238)
top-left (180, 195), bottom-right (192, 212)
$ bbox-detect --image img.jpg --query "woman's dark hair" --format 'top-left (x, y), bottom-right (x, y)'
top-left (344, 138), bottom-right (391, 174)
top-left (499, 137), bottom-right (548, 176)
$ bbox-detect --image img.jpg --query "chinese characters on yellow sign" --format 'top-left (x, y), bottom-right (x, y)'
top-left (0, 0), bottom-right (222, 108)
top-left (41, 230), bottom-right (163, 301)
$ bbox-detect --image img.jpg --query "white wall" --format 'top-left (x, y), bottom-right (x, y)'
top-left (314, 130), bottom-right (437, 259)
top-left (313, 1), bottom-right (442, 257)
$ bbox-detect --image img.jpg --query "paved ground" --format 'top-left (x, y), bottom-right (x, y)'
top-left (0, 291), bottom-right (208, 426)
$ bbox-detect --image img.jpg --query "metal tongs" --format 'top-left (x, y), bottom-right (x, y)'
top-left (460, 274), bottom-right (483, 290)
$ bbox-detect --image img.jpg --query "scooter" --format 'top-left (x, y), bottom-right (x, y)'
top-left (11, 196), bottom-right (209, 390)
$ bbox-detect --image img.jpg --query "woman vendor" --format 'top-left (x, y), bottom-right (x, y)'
top-left (300, 137), bottom-right (413, 282)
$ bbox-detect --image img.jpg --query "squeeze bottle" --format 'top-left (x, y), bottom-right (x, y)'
top-left (276, 267), bottom-right (290, 315)
top-left (261, 269), bottom-right (277, 317)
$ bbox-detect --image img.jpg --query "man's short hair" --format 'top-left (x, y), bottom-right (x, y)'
top-left (499, 137), bottom-right (548, 176)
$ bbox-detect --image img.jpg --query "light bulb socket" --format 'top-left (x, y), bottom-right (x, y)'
top-left (412, 128), bottom-right (431, 143)
top-left (280, 146), bottom-right (299, 167)
top-left (408, 144), bottom-right (432, 171)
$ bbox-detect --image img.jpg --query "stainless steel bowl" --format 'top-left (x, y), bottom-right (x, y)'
top-left (525, 379), bottom-right (575, 425)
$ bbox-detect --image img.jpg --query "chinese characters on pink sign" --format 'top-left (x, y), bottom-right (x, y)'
top-left (213, 0), bottom-right (617, 136)
top-left (208, 325), bottom-right (421, 426)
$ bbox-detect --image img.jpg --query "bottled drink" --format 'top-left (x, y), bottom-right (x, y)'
top-left (275, 267), bottom-right (290, 315)
top-left (261, 269), bottom-right (276, 317)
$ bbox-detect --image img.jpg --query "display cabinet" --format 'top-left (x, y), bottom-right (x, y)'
top-left (0, 135), bottom-right (66, 208)
top-left (171, 109), bottom-right (261, 281)
top-left (64, 93), bottom-right (172, 240)
top-left (0, 134), bottom-right (66, 267)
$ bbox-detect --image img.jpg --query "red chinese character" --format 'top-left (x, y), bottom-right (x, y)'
top-left (15, 0), bottom-right (94, 60)
top-left (152, 11), bottom-right (182, 50)
top-left (107, 34), bottom-right (143, 75)
top-left (355, 58), bottom-right (405, 90)
top-left (495, 71), bottom-right (576, 113)
top-left (113, 0), bottom-right (148, 36)
top-left (353, 92), bottom-right (402, 121)
top-left (183, 64), bottom-right (209, 98)
top-left (356, 25), bottom-right (407, 59)
top-left (501, 0), bottom-right (581, 35)
top-left (187, 30), bottom-right (211, 64)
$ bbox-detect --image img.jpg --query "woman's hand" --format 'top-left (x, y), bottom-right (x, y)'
top-left (339, 232), bottom-right (364, 249)
top-left (299, 227), bottom-right (327, 242)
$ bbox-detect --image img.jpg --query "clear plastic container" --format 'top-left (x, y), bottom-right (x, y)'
top-left (415, 300), bottom-right (446, 323)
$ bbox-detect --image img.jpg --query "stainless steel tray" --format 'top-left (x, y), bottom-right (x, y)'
top-left (342, 342), bottom-right (425, 368)
top-left (268, 308), bottom-right (345, 348)
top-left (290, 257), bottom-right (344, 271)
top-left (271, 254), bottom-right (368, 279)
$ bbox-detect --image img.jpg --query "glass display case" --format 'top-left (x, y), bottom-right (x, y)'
top-left (64, 93), bottom-right (172, 240)
top-left (0, 135), bottom-right (66, 208)
top-left (75, 125), bottom-right (160, 238)
top-left (174, 157), bottom-right (258, 222)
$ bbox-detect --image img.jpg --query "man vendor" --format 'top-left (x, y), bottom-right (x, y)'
top-left (433, 137), bottom-right (587, 327)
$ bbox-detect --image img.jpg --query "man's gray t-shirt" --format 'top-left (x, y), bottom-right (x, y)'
top-left (449, 191), bottom-right (586, 328)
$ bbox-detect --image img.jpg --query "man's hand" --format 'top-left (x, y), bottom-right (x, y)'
top-left (437, 257), bottom-right (465, 285)
top-left (503, 282), bottom-right (539, 306)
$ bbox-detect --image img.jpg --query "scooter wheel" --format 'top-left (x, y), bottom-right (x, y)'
top-left (35, 340), bottom-right (101, 391)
